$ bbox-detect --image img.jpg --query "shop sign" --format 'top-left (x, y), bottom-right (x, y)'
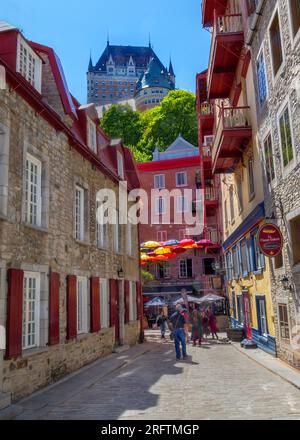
top-left (258, 223), bottom-right (283, 257)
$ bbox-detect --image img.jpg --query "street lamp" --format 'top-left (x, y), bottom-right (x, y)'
top-left (118, 266), bottom-right (125, 279)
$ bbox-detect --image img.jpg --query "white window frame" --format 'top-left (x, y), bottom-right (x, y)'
top-left (176, 195), bottom-right (189, 213)
top-left (179, 259), bottom-right (193, 279)
top-left (157, 230), bottom-right (167, 242)
top-left (96, 200), bottom-right (108, 249)
top-left (100, 278), bottom-right (110, 329)
top-left (155, 196), bottom-right (166, 215)
top-left (277, 99), bottom-right (296, 176)
top-left (87, 118), bottom-right (97, 153)
top-left (114, 209), bottom-right (121, 253)
top-left (77, 277), bottom-right (89, 335)
top-left (25, 153), bottom-right (42, 227)
top-left (176, 171), bottom-right (187, 187)
top-left (129, 282), bottom-right (137, 322)
top-left (75, 185), bottom-right (85, 241)
top-left (267, 7), bottom-right (285, 84)
top-left (117, 151), bottom-right (124, 179)
top-left (127, 220), bottom-right (134, 257)
top-left (23, 272), bottom-right (40, 350)
top-left (258, 297), bottom-right (268, 336)
top-left (16, 35), bottom-right (42, 93)
top-left (154, 174), bottom-right (165, 189)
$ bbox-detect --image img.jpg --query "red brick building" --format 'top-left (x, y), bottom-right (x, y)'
top-left (138, 135), bottom-right (223, 303)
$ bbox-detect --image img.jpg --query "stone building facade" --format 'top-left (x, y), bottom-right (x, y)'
top-left (248, 0), bottom-right (300, 367)
top-left (0, 22), bottom-right (142, 405)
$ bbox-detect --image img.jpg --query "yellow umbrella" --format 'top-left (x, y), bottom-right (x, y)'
top-left (141, 254), bottom-right (151, 261)
top-left (141, 241), bottom-right (161, 249)
top-left (154, 247), bottom-right (172, 255)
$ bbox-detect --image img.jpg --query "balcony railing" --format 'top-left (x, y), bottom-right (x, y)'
top-left (205, 187), bottom-right (218, 201)
top-left (212, 106), bottom-right (251, 163)
top-left (207, 10), bottom-right (243, 96)
top-left (203, 146), bottom-right (212, 157)
top-left (206, 227), bottom-right (221, 245)
top-left (200, 102), bottom-right (214, 117)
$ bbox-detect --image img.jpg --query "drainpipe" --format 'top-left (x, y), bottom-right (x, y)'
top-left (246, 0), bottom-right (266, 46)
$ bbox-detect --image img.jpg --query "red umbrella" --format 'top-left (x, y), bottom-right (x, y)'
top-left (164, 253), bottom-right (177, 259)
top-left (180, 239), bottom-right (195, 247)
top-left (197, 239), bottom-right (214, 247)
top-left (173, 247), bottom-right (187, 255)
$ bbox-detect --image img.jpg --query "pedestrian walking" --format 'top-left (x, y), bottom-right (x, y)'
top-left (190, 305), bottom-right (203, 346)
top-left (156, 309), bottom-right (168, 339)
top-left (208, 309), bottom-right (219, 340)
top-left (202, 309), bottom-right (210, 339)
top-left (181, 306), bottom-right (190, 343)
top-left (169, 304), bottom-right (187, 360)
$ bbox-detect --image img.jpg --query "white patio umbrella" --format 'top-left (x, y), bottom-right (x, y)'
top-left (144, 297), bottom-right (168, 308)
top-left (173, 295), bottom-right (202, 305)
top-left (198, 294), bottom-right (225, 303)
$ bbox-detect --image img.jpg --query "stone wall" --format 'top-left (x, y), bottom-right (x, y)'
top-left (0, 76), bottom-right (141, 400)
top-left (250, 0), bottom-right (300, 368)
top-left (124, 322), bottom-right (140, 347)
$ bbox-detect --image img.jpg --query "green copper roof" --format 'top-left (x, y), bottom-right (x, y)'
top-left (136, 57), bottom-right (175, 93)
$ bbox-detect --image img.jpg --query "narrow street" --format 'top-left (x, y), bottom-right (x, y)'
top-left (2, 332), bottom-right (300, 421)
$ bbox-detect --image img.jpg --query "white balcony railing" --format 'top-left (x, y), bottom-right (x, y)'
top-left (205, 187), bottom-right (218, 201)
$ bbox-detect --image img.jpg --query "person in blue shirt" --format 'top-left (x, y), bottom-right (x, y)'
top-left (169, 304), bottom-right (187, 360)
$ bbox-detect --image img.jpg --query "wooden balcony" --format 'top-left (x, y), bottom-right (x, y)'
top-left (207, 11), bottom-right (244, 99)
top-left (205, 187), bottom-right (219, 204)
top-left (212, 106), bottom-right (252, 174)
top-left (199, 102), bottom-right (215, 131)
top-left (202, 0), bottom-right (227, 27)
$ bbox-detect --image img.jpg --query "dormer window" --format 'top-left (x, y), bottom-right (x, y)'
top-left (117, 151), bottom-right (124, 179)
top-left (17, 35), bottom-right (42, 93)
top-left (87, 118), bottom-right (97, 153)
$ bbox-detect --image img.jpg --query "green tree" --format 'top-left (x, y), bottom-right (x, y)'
top-left (100, 104), bottom-right (142, 147)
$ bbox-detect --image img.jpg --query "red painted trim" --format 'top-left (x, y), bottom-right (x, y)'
top-left (124, 281), bottom-right (130, 324)
top-left (137, 156), bottom-right (200, 172)
top-left (49, 272), bottom-right (60, 346)
top-left (67, 275), bottom-right (77, 340)
top-left (90, 277), bottom-right (101, 333)
top-left (6, 269), bottom-right (24, 360)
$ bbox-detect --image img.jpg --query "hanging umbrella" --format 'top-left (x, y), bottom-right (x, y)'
top-left (141, 254), bottom-right (152, 262)
top-left (155, 255), bottom-right (169, 261)
top-left (173, 247), bottom-right (187, 255)
top-left (197, 239), bottom-right (214, 248)
top-left (179, 239), bottom-right (195, 248)
top-left (154, 247), bottom-right (172, 255)
top-left (145, 297), bottom-right (168, 307)
top-left (141, 241), bottom-right (161, 249)
top-left (163, 239), bottom-right (180, 247)
top-left (198, 294), bottom-right (225, 303)
top-left (164, 253), bottom-right (177, 259)
top-left (173, 295), bottom-right (202, 305)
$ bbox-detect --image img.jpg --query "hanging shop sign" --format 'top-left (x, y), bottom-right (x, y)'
top-left (258, 223), bottom-right (283, 257)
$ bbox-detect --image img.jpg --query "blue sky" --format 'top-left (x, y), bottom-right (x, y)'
top-left (2, 0), bottom-right (211, 104)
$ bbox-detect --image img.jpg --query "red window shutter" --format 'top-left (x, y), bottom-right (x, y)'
top-left (90, 277), bottom-right (100, 333)
top-left (6, 269), bottom-right (24, 359)
top-left (124, 280), bottom-right (130, 324)
top-left (67, 275), bottom-right (77, 340)
top-left (136, 281), bottom-right (142, 321)
top-left (49, 272), bottom-right (60, 346)
top-left (109, 279), bottom-right (118, 328)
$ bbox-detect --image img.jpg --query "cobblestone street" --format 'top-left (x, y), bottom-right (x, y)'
top-left (1, 332), bottom-right (300, 420)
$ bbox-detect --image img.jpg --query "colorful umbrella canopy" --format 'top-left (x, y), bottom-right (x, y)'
top-left (197, 239), bottom-right (214, 247)
top-left (154, 255), bottom-right (169, 261)
top-left (163, 253), bottom-right (177, 259)
top-left (154, 247), bottom-right (172, 255)
top-left (163, 239), bottom-right (180, 247)
top-left (141, 254), bottom-right (152, 261)
top-left (179, 239), bottom-right (195, 248)
top-left (141, 241), bottom-right (161, 249)
top-left (173, 247), bottom-right (187, 255)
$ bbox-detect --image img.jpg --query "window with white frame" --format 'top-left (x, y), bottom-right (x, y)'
top-left (87, 118), bottom-right (97, 153)
top-left (247, 159), bottom-right (255, 198)
top-left (117, 151), bottom-right (124, 179)
top-left (179, 259), bottom-right (193, 278)
top-left (157, 230), bottom-right (167, 242)
top-left (257, 297), bottom-right (268, 336)
top-left (278, 304), bottom-right (290, 340)
top-left (17, 35), bottom-right (42, 92)
top-left (129, 282), bottom-right (137, 321)
top-left (289, 0), bottom-right (300, 39)
top-left (263, 133), bottom-right (276, 184)
top-left (25, 154), bottom-right (42, 227)
top-left (127, 220), bottom-right (135, 256)
top-left (240, 240), bottom-right (249, 275)
top-left (157, 262), bottom-right (171, 279)
top-left (96, 200), bottom-right (108, 249)
top-left (100, 278), bottom-right (110, 328)
top-left (279, 104), bottom-right (294, 168)
top-left (269, 11), bottom-right (284, 77)
top-left (23, 272), bottom-right (40, 349)
top-left (75, 185), bottom-right (85, 241)
top-left (77, 277), bottom-right (88, 334)
top-left (155, 196), bottom-right (166, 215)
top-left (154, 174), bottom-right (165, 189)
top-left (176, 172), bottom-right (187, 187)
top-left (114, 209), bottom-right (122, 253)
top-left (176, 195), bottom-right (189, 213)
top-left (256, 50), bottom-right (267, 106)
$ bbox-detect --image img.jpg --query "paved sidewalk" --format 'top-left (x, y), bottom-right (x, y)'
top-left (1, 332), bottom-right (300, 420)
